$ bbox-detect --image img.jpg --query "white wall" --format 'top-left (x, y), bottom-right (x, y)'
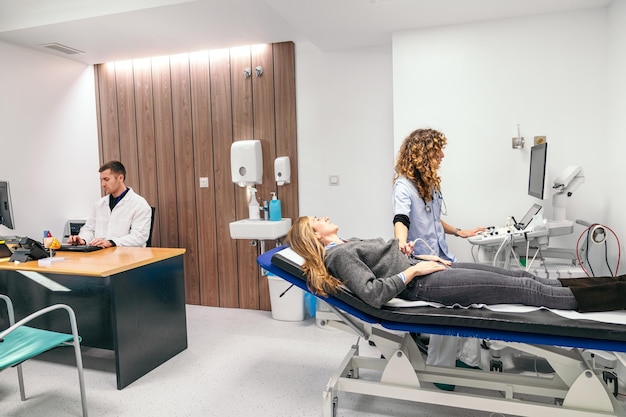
top-left (295, 42), bottom-right (394, 239)
top-left (392, 8), bottom-right (617, 269)
top-left (0, 41), bottom-right (100, 240)
top-left (607, 1), bottom-right (626, 250)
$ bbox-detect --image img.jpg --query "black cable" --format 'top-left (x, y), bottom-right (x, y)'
top-left (605, 240), bottom-right (614, 277)
top-left (586, 229), bottom-right (596, 277)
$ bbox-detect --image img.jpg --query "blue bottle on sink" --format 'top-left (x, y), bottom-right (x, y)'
top-left (269, 192), bottom-right (282, 221)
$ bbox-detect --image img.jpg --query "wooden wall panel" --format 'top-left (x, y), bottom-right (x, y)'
top-left (96, 63), bottom-right (121, 164)
top-left (170, 54), bottom-right (200, 304)
top-left (230, 46), bottom-right (254, 140)
top-left (210, 49), bottom-right (239, 308)
top-left (252, 44), bottom-right (277, 311)
top-left (231, 46), bottom-right (259, 310)
top-left (270, 43), bottom-right (298, 311)
top-left (151, 56), bottom-right (179, 248)
top-left (94, 42), bottom-right (297, 311)
top-left (132, 58), bottom-right (160, 245)
top-left (190, 51), bottom-right (220, 307)
top-left (273, 42), bottom-right (299, 224)
top-left (114, 61), bottom-right (140, 190)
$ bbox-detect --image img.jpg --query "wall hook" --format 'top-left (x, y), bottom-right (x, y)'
top-left (255, 66), bottom-right (263, 77)
top-left (243, 68), bottom-right (252, 79)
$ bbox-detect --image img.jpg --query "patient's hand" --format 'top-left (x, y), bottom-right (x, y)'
top-left (404, 261), bottom-right (447, 283)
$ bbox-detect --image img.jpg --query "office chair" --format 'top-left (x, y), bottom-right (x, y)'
top-left (0, 294), bottom-right (88, 417)
top-left (146, 206), bottom-right (156, 247)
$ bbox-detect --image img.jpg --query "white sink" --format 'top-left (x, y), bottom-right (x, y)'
top-left (229, 218), bottom-right (292, 240)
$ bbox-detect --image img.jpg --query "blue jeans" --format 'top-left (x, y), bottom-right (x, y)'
top-left (404, 262), bottom-right (578, 310)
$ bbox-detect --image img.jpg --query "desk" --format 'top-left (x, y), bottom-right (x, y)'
top-left (0, 247), bottom-right (187, 389)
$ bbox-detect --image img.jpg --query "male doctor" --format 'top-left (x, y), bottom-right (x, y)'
top-left (67, 160), bottom-right (152, 248)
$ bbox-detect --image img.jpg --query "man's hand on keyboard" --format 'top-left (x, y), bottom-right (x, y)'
top-left (88, 238), bottom-right (113, 248)
top-left (67, 235), bottom-right (86, 245)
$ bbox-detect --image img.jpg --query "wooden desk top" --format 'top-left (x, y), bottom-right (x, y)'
top-left (0, 247), bottom-right (186, 277)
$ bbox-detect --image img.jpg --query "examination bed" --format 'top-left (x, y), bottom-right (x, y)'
top-left (258, 245), bottom-right (626, 417)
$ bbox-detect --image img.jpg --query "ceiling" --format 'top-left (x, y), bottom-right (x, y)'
top-left (0, 0), bottom-right (613, 65)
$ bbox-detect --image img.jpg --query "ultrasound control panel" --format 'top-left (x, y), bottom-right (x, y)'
top-left (469, 223), bottom-right (549, 246)
top-left (468, 204), bottom-right (546, 246)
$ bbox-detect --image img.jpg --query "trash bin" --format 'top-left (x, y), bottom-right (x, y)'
top-left (267, 273), bottom-right (305, 321)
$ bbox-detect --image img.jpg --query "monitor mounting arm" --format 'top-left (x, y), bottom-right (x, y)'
top-left (552, 165), bottom-right (584, 222)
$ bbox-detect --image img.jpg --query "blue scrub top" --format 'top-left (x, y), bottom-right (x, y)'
top-left (392, 176), bottom-right (456, 262)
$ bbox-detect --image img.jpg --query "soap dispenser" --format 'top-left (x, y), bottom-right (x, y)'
top-left (269, 192), bottom-right (282, 221)
top-left (248, 187), bottom-right (260, 220)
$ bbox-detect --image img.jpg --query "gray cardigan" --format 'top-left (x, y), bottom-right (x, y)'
top-left (324, 238), bottom-right (410, 308)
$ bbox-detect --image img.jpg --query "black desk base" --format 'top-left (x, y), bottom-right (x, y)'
top-left (0, 255), bottom-right (187, 389)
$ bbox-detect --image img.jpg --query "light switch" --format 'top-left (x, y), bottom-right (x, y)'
top-left (199, 177), bottom-right (209, 188)
top-left (329, 175), bottom-right (340, 186)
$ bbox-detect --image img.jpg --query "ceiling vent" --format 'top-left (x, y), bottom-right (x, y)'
top-left (39, 43), bottom-right (85, 55)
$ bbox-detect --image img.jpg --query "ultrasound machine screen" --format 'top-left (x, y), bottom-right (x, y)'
top-left (528, 143), bottom-right (547, 200)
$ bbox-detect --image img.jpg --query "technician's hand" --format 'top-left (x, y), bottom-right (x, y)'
top-left (456, 227), bottom-right (487, 238)
top-left (67, 235), bottom-right (85, 245)
top-left (404, 261), bottom-right (448, 283)
top-left (398, 240), bottom-right (414, 255)
top-left (88, 238), bottom-right (113, 248)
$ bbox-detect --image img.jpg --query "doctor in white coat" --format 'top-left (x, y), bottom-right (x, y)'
top-left (67, 160), bottom-right (152, 248)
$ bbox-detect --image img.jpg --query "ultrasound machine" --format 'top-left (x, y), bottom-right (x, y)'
top-left (468, 142), bottom-right (586, 275)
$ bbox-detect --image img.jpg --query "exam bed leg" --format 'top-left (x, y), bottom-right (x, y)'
top-left (323, 343), bottom-right (360, 417)
top-left (563, 369), bottom-right (616, 413)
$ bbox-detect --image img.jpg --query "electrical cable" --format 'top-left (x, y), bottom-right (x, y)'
top-left (526, 245), bottom-right (541, 272)
top-left (411, 238), bottom-right (438, 256)
top-left (575, 223), bottom-right (621, 277)
top-left (471, 244), bottom-right (479, 263)
top-left (508, 236), bottom-right (521, 267)
top-left (493, 234), bottom-right (510, 268)
top-left (604, 240), bottom-right (614, 276)
top-left (585, 227), bottom-right (595, 277)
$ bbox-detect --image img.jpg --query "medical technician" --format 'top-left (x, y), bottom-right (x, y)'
top-left (67, 160), bottom-right (152, 248)
top-left (392, 128), bottom-right (485, 389)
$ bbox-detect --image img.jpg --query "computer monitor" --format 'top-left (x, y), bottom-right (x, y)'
top-left (63, 220), bottom-right (86, 241)
top-left (528, 143), bottom-right (547, 199)
top-left (0, 181), bottom-right (15, 230)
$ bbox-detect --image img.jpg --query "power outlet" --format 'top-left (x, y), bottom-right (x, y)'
top-left (199, 177), bottom-right (209, 188)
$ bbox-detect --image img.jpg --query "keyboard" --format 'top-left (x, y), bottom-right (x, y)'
top-left (57, 244), bottom-right (103, 253)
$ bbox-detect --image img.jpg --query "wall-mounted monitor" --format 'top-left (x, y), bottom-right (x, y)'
top-left (528, 143), bottom-right (547, 200)
top-left (0, 180), bottom-right (15, 229)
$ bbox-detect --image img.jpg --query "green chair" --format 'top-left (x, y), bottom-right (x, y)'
top-left (0, 294), bottom-right (88, 417)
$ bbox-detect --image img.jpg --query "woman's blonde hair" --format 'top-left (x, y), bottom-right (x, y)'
top-left (287, 216), bottom-right (342, 297)
top-left (393, 128), bottom-right (447, 202)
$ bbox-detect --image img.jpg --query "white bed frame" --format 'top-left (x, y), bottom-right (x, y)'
top-left (318, 305), bottom-right (626, 417)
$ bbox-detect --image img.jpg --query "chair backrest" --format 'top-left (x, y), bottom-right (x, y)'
top-left (146, 206), bottom-right (156, 247)
top-left (0, 295), bottom-right (88, 416)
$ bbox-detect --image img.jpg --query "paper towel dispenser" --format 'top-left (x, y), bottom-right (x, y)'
top-left (231, 140), bottom-right (263, 187)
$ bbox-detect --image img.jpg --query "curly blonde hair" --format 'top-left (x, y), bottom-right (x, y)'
top-left (287, 216), bottom-right (342, 297)
top-left (393, 128), bottom-right (447, 202)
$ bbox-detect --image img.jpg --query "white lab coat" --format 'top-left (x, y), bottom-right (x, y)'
top-left (79, 188), bottom-right (152, 247)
